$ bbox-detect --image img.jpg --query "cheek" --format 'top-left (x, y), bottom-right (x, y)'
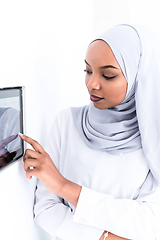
top-left (120, 80), bottom-right (128, 99)
top-left (103, 78), bottom-right (127, 103)
top-left (113, 80), bottom-right (128, 101)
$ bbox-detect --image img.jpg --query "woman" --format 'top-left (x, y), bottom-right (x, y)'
top-left (19, 24), bottom-right (160, 240)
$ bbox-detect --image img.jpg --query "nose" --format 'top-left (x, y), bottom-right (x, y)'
top-left (86, 74), bottom-right (101, 91)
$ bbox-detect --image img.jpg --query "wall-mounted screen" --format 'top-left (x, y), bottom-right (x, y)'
top-left (0, 87), bottom-right (24, 170)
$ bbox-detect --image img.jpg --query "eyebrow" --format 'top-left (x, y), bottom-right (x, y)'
top-left (85, 59), bottom-right (119, 70)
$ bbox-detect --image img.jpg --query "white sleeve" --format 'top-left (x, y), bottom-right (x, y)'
top-left (73, 173), bottom-right (160, 240)
top-left (34, 113), bottom-right (103, 240)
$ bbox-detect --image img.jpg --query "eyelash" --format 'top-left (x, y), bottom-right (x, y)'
top-left (84, 70), bottom-right (116, 80)
top-left (84, 70), bottom-right (92, 74)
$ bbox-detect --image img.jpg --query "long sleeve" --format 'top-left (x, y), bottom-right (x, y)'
top-left (74, 174), bottom-right (160, 240)
top-left (34, 112), bottom-right (104, 240)
top-left (35, 180), bottom-right (104, 240)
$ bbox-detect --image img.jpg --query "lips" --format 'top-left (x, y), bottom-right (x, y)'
top-left (90, 95), bottom-right (104, 102)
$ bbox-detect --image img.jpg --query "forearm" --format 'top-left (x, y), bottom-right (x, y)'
top-left (59, 178), bottom-right (82, 207)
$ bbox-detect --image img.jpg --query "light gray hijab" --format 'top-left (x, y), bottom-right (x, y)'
top-left (71, 24), bottom-right (160, 185)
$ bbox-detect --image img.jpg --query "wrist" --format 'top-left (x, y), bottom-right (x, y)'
top-left (100, 231), bottom-right (108, 240)
top-left (60, 178), bottom-right (82, 207)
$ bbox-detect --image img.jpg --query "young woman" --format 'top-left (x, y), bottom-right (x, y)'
top-left (19, 24), bottom-right (160, 240)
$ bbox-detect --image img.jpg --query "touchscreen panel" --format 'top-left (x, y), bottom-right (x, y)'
top-left (0, 87), bottom-right (24, 170)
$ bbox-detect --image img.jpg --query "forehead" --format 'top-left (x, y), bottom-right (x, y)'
top-left (86, 40), bottom-right (120, 68)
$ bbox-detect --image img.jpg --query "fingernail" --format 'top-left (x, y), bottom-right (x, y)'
top-left (18, 133), bottom-right (23, 137)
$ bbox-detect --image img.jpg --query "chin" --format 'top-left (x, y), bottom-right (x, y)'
top-left (93, 102), bottom-right (109, 110)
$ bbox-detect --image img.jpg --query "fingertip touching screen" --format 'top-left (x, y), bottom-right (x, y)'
top-left (0, 87), bottom-right (24, 170)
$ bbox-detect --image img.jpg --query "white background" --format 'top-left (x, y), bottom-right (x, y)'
top-left (0, 0), bottom-right (160, 239)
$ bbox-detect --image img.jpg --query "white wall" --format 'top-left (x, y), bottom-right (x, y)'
top-left (94, 0), bottom-right (160, 36)
top-left (0, 1), bottom-right (94, 239)
top-left (0, 0), bottom-right (160, 239)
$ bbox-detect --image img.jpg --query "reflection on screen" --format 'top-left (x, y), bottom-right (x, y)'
top-left (0, 88), bottom-right (24, 170)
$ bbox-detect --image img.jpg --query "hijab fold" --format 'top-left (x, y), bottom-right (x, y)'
top-left (71, 24), bottom-right (160, 186)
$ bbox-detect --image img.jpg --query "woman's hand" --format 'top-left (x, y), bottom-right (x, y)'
top-left (19, 133), bottom-right (82, 206)
top-left (19, 133), bottom-right (66, 195)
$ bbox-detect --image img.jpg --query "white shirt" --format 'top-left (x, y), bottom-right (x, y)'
top-left (34, 108), bottom-right (160, 240)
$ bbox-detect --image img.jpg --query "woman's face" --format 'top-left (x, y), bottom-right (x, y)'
top-left (85, 40), bottom-right (128, 109)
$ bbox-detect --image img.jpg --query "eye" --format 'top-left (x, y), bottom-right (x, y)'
top-left (103, 75), bottom-right (117, 80)
top-left (84, 69), bottom-right (92, 75)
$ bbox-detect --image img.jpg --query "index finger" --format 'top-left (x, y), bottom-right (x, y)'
top-left (19, 133), bottom-right (45, 154)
